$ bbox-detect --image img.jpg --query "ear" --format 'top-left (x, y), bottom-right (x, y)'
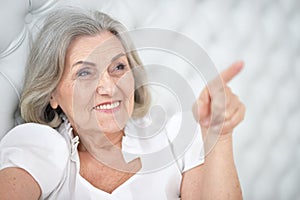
top-left (50, 95), bottom-right (59, 109)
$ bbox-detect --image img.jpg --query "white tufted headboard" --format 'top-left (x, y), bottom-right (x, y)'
top-left (0, 0), bottom-right (64, 138)
top-left (1, 0), bottom-right (299, 200)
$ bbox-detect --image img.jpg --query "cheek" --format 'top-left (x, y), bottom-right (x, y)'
top-left (117, 73), bottom-right (135, 109)
top-left (117, 70), bottom-right (134, 95)
top-left (125, 76), bottom-right (135, 100)
top-left (56, 81), bottom-right (95, 117)
top-left (128, 92), bottom-right (135, 114)
top-left (72, 81), bottom-right (98, 118)
top-left (68, 82), bottom-right (98, 129)
top-left (73, 82), bottom-right (96, 102)
top-left (55, 83), bottom-right (74, 110)
top-left (127, 77), bottom-right (135, 115)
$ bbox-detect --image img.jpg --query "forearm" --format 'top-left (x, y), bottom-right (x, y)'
top-left (200, 134), bottom-right (242, 200)
top-left (184, 61), bottom-right (245, 199)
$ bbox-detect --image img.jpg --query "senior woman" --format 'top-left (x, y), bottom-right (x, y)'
top-left (0, 9), bottom-right (245, 200)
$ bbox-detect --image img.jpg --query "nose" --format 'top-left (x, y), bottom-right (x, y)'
top-left (96, 71), bottom-right (115, 96)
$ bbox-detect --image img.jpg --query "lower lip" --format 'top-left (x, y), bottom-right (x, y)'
top-left (94, 102), bottom-right (121, 114)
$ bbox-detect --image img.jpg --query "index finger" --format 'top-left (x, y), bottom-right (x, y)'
top-left (221, 61), bottom-right (244, 83)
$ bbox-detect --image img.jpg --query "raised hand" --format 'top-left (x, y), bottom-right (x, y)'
top-left (193, 61), bottom-right (246, 137)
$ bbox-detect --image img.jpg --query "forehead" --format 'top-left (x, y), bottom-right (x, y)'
top-left (66, 31), bottom-right (125, 65)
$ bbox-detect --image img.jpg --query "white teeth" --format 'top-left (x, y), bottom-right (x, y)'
top-left (95, 101), bottom-right (120, 110)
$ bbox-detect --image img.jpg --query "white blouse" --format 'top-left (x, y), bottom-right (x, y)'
top-left (0, 112), bottom-right (204, 200)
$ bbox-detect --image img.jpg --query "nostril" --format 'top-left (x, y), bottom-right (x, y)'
top-left (96, 75), bottom-right (116, 95)
top-left (96, 84), bottom-right (115, 96)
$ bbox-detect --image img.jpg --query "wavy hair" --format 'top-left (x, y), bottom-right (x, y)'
top-left (20, 8), bottom-right (151, 127)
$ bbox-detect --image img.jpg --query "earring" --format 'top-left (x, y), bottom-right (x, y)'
top-left (50, 96), bottom-right (58, 109)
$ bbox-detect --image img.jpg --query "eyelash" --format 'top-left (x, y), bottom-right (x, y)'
top-left (110, 63), bottom-right (127, 73)
top-left (76, 62), bottom-right (127, 78)
top-left (115, 63), bottom-right (126, 70)
top-left (77, 68), bottom-right (91, 77)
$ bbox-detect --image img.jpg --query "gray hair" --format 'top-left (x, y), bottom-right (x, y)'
top-left (20, 8), bottom-right (151, 127)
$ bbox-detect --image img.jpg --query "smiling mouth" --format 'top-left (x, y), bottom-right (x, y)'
top-left (93, 101), bottom-right (121, 111)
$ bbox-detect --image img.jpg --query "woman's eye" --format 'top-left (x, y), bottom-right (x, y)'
top-left (115, 63), bottom-right (125, 71)
top-left (78, 70), bottom-right (90, 77)
top-left (76, 68), bottom-right (92, 78)
top-left (109, 63), bottom-right (127, 75)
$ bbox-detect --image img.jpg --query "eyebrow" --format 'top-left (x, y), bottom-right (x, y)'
top-left (72, 61), bottom-right (96, 68)
top-left (72, 52), bottom-right (126, 68)
top-left (111, 52), bottom-right (126, 62)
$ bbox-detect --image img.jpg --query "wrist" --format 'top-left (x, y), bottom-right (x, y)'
top-left (217, 132), bottom-right (233, 141)
top-left (203, 131), bottom-right (233, 156)
top-left (201, 126), bottom-right (233, 142)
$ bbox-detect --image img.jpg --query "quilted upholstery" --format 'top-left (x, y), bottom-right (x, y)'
top-left (0, 0), bottom-right (299, 199)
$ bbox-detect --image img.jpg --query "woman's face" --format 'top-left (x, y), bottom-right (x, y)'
top-left (50, 31), bottom-right (135, 135)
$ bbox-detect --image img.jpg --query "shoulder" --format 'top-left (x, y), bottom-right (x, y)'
top-left (0, 122), bottom-right (69, 162)
top-left (0, 122), bottom-right (69, 164)
top-left (0, 123), bottom-right (70, 198)
top-left (1, 122), bottom-right (67, 147)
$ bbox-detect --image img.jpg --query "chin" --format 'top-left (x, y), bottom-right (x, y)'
top-left (96, 111), bottom-right (131, 132)
top-left (98, 126), bottom-right (124, 135)
top-left (96, 119), bottom-right (127, 133)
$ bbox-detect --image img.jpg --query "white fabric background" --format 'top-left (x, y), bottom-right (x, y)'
top-left (0, 0), bottom-right (299, 199)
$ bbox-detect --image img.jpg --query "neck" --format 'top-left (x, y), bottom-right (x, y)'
top-left (77, 130), bottom-right (124, 152)
top-left (77, 130), bottom-right (130, 170)
top-left (104, 130), bottom-right (124, 149)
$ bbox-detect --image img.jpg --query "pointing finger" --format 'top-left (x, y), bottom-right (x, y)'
top-left (221, 61), bottom-right (244, 84)
top-left (207, 61), bottom-right (244, 91)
